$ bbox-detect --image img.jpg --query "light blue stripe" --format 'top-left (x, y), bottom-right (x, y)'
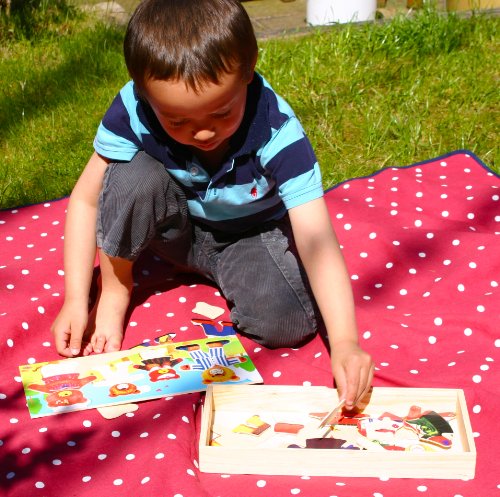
top-left (258, 117), bottom-right (305, 167)
top-left (93, 123), bottom-right (138, 162)
top-left (261, 76), bottom-right (295, 118)
top-left (119, 82), bottom-right (151, 139)
top-left (280, 162), bottom-right (324, 209)
top-left (187, 194), bottom-right (282, 221)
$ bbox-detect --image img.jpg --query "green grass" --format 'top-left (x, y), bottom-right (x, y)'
top-left (0, 8), bottom-right (498, 208)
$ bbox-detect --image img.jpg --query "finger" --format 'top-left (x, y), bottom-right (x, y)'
top-left (354, 362), bottom-right (375, 406)
top-left (332, 363), bottom-right (348, 404)
top-left (343, 367), bottom-right (361, 410)
top-left (52, 327), bottom-right (74, 357)
top-left (66, 322), bottom-right (86, 356)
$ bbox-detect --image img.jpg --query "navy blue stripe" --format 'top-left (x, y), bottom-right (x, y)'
top-left (267, 137), bottom-right (318, 184)
top-left (192, 201), bottom-right (286, 233)
top-left (101, 94), bottom-right (143, 149)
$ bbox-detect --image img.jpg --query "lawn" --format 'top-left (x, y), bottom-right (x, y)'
top-left (0, 5), bottom-right (498, 209)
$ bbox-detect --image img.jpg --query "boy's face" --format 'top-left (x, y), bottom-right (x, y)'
top-left (143, 71), bottom-right (250, 157)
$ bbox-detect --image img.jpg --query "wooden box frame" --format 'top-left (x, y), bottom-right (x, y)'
top-left (199, 385), bottom-right (476, 479)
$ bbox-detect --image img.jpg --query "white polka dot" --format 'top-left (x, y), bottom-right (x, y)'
top-left (6, 472), bottom-right (15, 480)
top-left (98, 454), bottom-right (107, 460)
top-left (344, 223), bottom-right (352, 230)
top-left (492, 281), bottom-right (499, 288)
top-left (167, 433), bottom-right (176, 439)
top-left (22, 447), bottom-right (31, 454)
top-left (400, 289), bottom-right (407, 296)
top-left (113, 479), bottom-right (123, 486)
top-left (111, 431), bottom-right (120, 437)
top-left (67, 441), bottom-right (76, 446)
top-left (415, 220), bottom-right (422, 227)
top-left (495, 339), bottom-right (500, 347)
top-left (140, 432), bottom-right (149, 438)
top-left (82, 476), bottom-right (91, 483)
top-left (52, 459), bottom-right (62, 466)
top-left (434, 317), bottom-right (443, 326)
top-left (477, 305), bottom-right (485, 313)
top-left (257, 480), bottom-right (267, 488)
top-left (291, 489), bottom-right (301, 495)
top-left (426, 232), bottom-right (434, 239)
top-left (472, 375), bottom-right (482, 383)
top-left (7, 339), bottom-right (14, 347)
top-left (464, 328), bottom-right (473, 336)
top-left (83, 420), bottom-right (92, 428)
top-left (472, 405), bottom-right (481, 414)
top-left (363, 331), bottom-right (371, 339)
top-left (417, 486), bottom-right (428, 492)
top-left (480, 364), bottom-right (489, 371)
top-left (457, 284), bottom-right (465, 292)
top-left (418, 252), bottom-right (426, 258)
top-left (428, 336), bottom-right (437, 344)
top-left (155, 453), bottom-right (165, 459)
top-left (35, 482), bottom-right (45, 489)
top-left (141, 477), bottom-right (151, 484)
top-left (273, 371), bottom-right (281, 378)
top-left (179, 297), bottom-right (186, 303)
top-left (10, 418), bottom-right (19, 424)
top-left (386, 262), bottom-right (393, 269)
top-left (369, 232), bottom-right (377, 239)
top-left (126, 454), bottom-right (135, 460)
top-left (441, 211), bottom-right (449, 218)
top-left (410, 370), bottom-right (419, 375)
top-left (469, 262), bottom-right (477, 269)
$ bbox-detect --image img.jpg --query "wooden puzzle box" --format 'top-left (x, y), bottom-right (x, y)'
top-left (199, 385), bottom-right (476, 479)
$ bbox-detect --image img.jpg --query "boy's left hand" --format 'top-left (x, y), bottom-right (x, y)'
top-left (330, 340), bottom-right (374, 410)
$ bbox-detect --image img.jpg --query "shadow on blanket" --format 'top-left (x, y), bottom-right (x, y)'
top-left (1, 150), bottom-right (498, 497)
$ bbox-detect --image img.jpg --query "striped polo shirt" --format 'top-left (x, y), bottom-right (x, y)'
top-left (94, 72), bottom-right (324, 233)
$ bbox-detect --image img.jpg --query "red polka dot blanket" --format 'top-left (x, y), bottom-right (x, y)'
top-left (1, 150), bottom-right (499, 497)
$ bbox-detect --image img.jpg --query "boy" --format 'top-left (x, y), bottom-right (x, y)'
top-left (51, 0), bottom-right (374, 409)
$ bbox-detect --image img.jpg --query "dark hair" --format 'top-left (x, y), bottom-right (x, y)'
top-left (124, 0), bottom-right (258, 93)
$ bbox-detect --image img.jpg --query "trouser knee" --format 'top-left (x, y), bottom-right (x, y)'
top-left (231, 300), bottom-right (318, 349)
top-left (97, 152), bottom-right (188, 260)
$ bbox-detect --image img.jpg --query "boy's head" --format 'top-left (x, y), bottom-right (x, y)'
top-left (124, 0), bottom-right (258, 94)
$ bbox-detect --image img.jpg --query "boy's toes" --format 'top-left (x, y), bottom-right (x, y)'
top-left (104, 335), bottom-right (123, 353)
top-left (92, 335), bottom-right (106, 354)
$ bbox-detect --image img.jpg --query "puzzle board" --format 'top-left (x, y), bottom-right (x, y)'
top-left (199, 385), bottom-right (476, 479)
top-left (19, 335), bottom-right (262, 418)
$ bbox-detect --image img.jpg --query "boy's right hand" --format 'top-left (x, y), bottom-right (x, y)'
top-left (50, 300), bottom-right (89, 357)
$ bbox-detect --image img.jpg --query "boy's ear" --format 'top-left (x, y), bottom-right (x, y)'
top-left (245, 55), bottom-right (258, 84)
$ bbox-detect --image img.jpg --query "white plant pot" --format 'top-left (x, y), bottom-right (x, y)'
top-left (307, 0), bottom-right (377, 25)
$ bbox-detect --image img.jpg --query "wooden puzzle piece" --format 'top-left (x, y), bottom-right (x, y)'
top-left (192, 302), bottom-right (225, 319)
top-left (97, 403), bottom-right (139, 419)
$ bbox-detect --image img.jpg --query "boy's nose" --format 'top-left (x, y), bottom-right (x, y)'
top-left (193, 129), bottom-right (216, 142)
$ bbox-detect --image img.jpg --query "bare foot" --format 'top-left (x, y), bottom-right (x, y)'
top-left (82, 286), bottom-right (130, 355)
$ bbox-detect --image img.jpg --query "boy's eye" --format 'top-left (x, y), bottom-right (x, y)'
top-left (214, 110), bottom-right (231, 119)
top-left (168, 120), bottom-right (187, 128)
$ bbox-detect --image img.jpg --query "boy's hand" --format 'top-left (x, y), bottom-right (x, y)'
top-left (50, 300), bottom-right (89, 357)
top-left (330, 340), bottom-right (374, 410)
